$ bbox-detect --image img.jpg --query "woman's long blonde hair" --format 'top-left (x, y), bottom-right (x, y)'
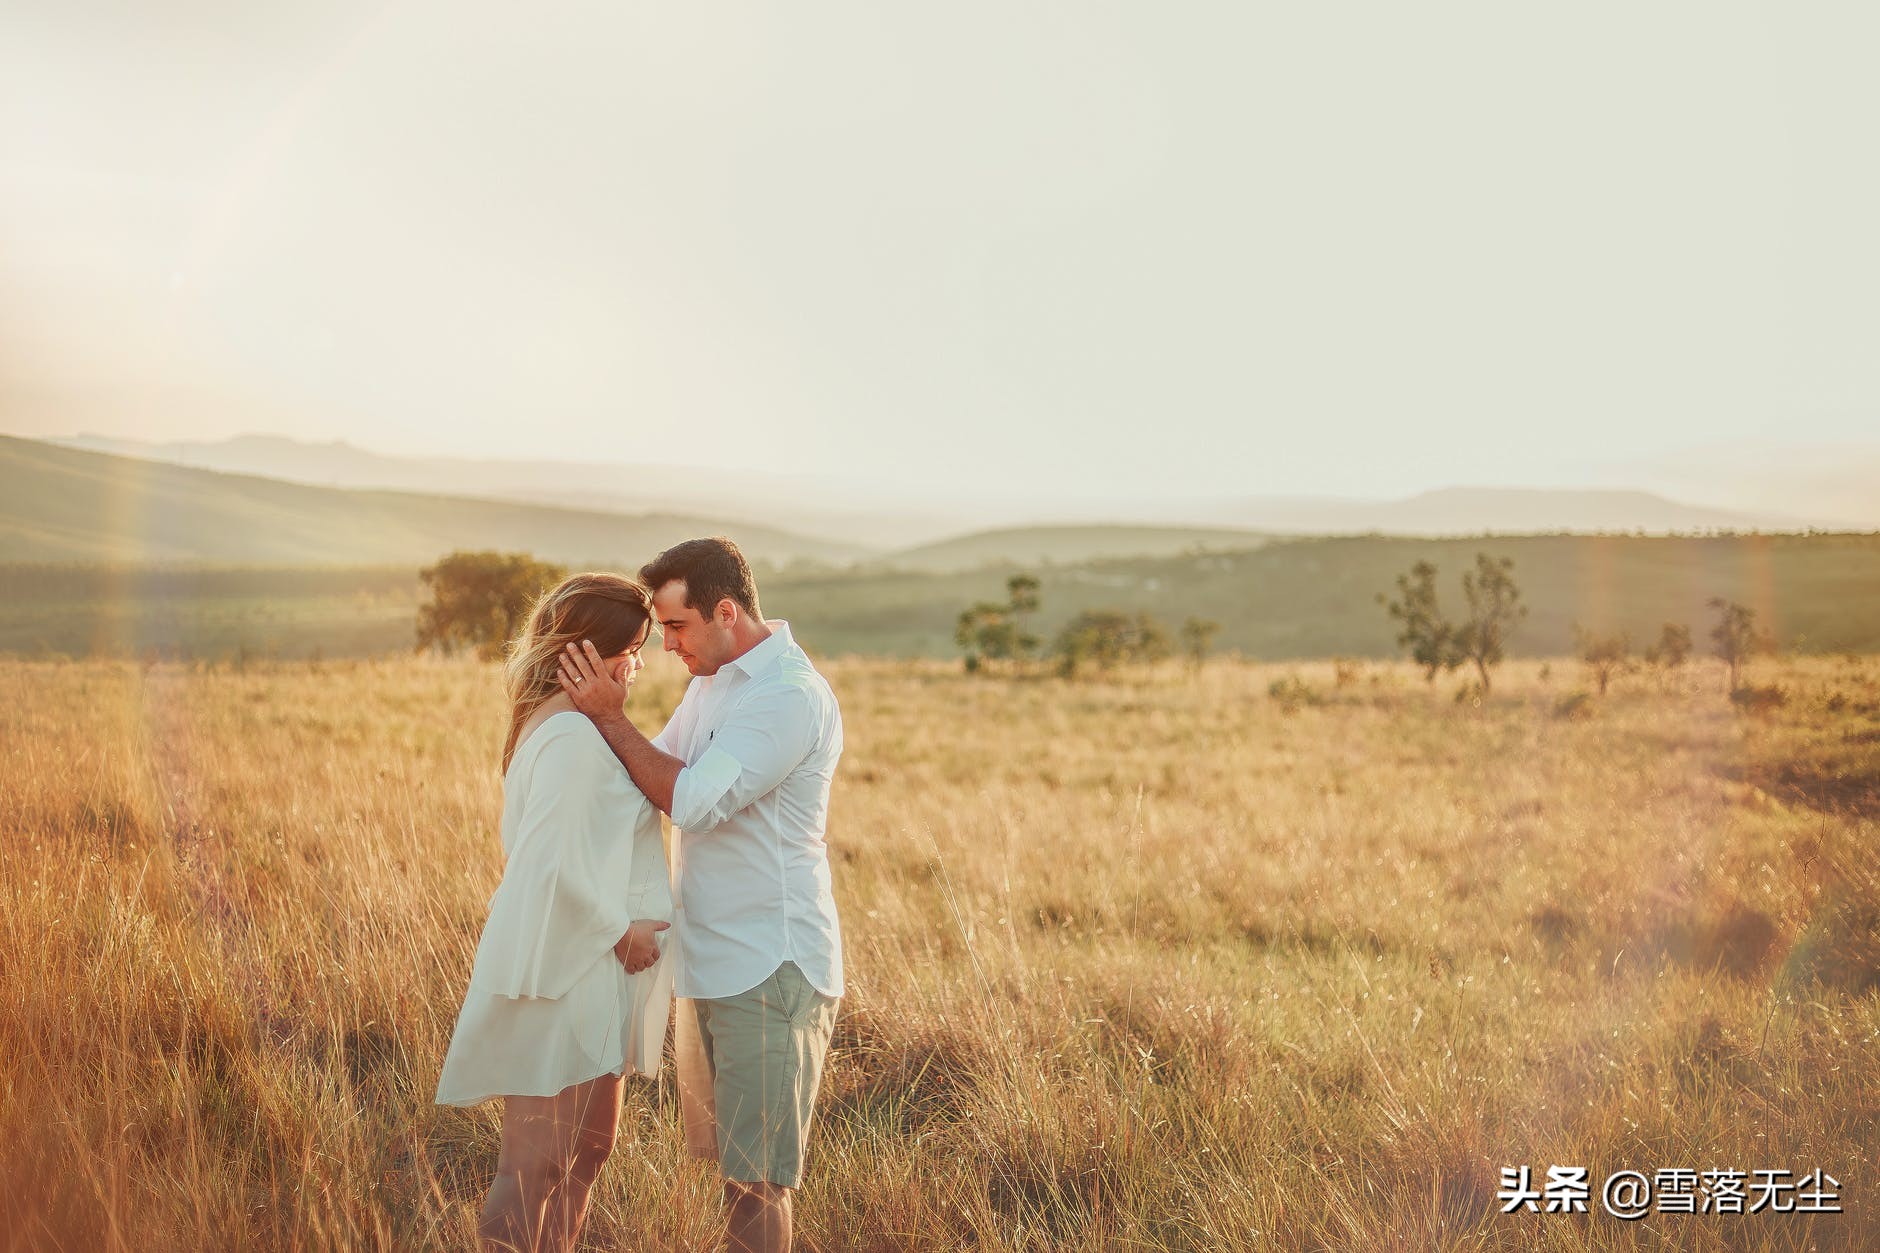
top-left (502, 572), bottom-right (653, 772)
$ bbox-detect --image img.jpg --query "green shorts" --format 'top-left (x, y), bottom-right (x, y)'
top-left (691, 961), bottom-right (840, 1188)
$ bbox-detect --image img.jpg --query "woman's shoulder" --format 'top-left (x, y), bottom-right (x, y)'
top-left (521, 716), bottom-right (652, 803)
top-left (505, 713), bottom-right (609, 790)
top-left (522, 713), bottom-right (611, 766)
top-left (509, 708), bottom-right (586, 766)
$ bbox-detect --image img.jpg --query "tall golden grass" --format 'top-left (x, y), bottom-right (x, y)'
top-left (0, 653), bottom-right (1874, 1251)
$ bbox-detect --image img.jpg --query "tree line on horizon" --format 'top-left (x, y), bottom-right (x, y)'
top-left (950, 553), bottom-right (1782, 702)
top-left (410, 549), bottom-right (1783, 703)
top-left (1380, 552), bottom-right (1777, 700)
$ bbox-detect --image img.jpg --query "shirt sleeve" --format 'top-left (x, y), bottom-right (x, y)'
top-left (669, 681), bottom-right (820, 832)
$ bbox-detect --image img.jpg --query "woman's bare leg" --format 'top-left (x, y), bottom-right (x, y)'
top-left (479, 1094), bottom-right (558, 1252)
top-left (477, 1075), bottom-right (619, 1253)
top-left (542, 1073), bottom-right (623, 1252)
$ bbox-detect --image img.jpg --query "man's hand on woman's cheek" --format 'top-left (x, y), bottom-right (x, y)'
top-left (558, 639), bottom-right (628, 720)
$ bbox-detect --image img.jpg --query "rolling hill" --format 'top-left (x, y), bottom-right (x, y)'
top-left (770, 532), bottom-right (1880, 658)
top-left (0, 436), bottom-right (865, 567)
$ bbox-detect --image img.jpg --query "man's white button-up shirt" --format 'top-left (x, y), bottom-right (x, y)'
top-left (653, 621), bottom-right (844, 1001)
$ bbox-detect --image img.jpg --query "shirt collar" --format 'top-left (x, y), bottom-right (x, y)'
top-left (721, 619), bottom-right (793, 678)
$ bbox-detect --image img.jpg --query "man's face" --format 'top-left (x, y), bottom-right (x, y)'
top-left (652, 580), bottom-right (735, 676)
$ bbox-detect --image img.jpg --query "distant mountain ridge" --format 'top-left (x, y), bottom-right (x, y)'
top-left (875, 524), bottom-right (1272, 572)
top-left (1195, 485), bottom-right (1820, 536)
top-left (54, 433), bottom-right (944, 550)
top-left (49, 432), bottom-right (1845, 548)
top-left (0, 436), bottom-right (864, 566)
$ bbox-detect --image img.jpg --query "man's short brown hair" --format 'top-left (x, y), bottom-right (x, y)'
top-left (640, 537), bottom-right (762, 621)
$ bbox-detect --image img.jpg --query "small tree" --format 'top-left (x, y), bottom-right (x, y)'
top-left (416, 551), bottom-right (567, 660)
top-left (1454, 553), bottom-right (1525, 694)
top-left (1181, 617), bottom-right (1221, 672)
top-left (1006, 574), bottom-right (1041, 660)
top-left (955, 602), bottom-right (1015, 672)
top-left (1130, 613), bottom-right (1173, 664)
top-left (1573, 624), bottom-right (1630, 696)
top-left (956, 573), bottom-right (1043, 672)
top-left (1644, 622), bottom-right (1692, 670)
top-left (1708, 598), bottom-right (1772, 692)
top-left (1380, 560), bottom-right (1460, 684)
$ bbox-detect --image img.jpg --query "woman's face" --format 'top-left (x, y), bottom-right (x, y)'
top-left (601, 621), bottom-right (652, 690)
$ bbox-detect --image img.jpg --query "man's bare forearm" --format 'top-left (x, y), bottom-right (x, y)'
top-left (588, 711), bottom-right (684, 816)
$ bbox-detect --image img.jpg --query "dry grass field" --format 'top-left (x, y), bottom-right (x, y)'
top-left (1, 652), bottom-right (1875, 1251)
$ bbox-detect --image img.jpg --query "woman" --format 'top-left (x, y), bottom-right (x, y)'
top-left (435, 573), bottom-right (674, 1253)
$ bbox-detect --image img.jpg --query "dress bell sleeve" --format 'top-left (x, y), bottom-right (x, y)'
top-left (469, 729), bottom-right (644, 1001)
top-left (621, 794), bottom-right (675, 925)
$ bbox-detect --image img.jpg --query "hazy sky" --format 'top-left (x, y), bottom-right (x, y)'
top-left (3, 2), bottom-right (1876, 509)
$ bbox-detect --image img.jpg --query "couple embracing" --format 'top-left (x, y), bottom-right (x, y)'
top-left (434, 537), bottom-right (844, 1253)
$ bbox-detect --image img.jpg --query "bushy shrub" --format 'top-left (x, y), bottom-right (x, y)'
top-left (1267, 675), bottom-right (1322, 713)
top-left (1552, 690), bottom-right (1595, 720)
top-left (1729, 683), bottom-right (1788, 714)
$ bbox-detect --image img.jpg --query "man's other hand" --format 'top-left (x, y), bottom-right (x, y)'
top-left (614, 919), bottom-right (670, 974)
top-left (559, 639), bottom-right (628, 721)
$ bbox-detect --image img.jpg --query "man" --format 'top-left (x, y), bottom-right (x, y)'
top-left (557, 536), bottom-right (843, 1253)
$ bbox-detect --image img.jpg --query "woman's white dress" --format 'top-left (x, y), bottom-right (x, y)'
top-left (435, 711), bottom-right (674, 1106)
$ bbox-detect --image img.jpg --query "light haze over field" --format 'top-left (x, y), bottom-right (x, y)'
top-left (3, 2), bottom-right (1878, 524)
